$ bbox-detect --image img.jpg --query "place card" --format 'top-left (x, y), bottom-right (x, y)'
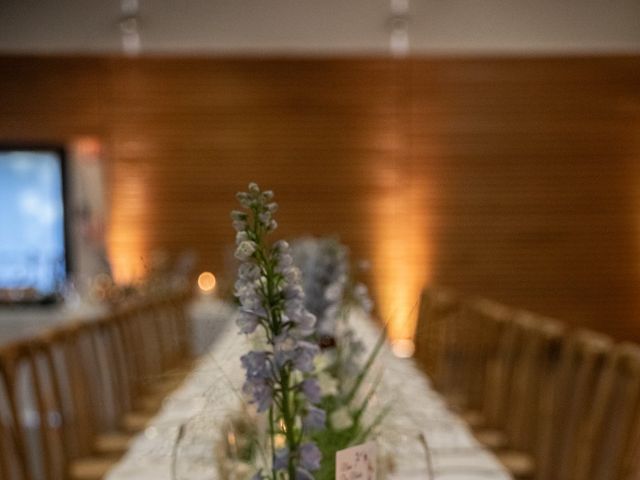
top-left (336, 441), bottom-right (377, 480)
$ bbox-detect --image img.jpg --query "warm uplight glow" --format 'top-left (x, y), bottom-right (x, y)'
top-left (370, 154), bottom-right (432, 343)
top-left (197, 271), bottom-right (217, 292)
top-left (108, 240), bottom-right (148, 284)
top-left (391, 338), bottom-right (416, 358)
top-left (107, 167), bottom-right (149, 284)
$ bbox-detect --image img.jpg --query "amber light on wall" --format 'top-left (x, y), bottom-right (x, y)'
top-left (368, 70), bottom-right (433, 353)
top-left (107, 167), bottom-right (149, 284)
top-left (108, 232), bottom-right (148, 283)
top-left (371, 177), bottom-right (431, 354)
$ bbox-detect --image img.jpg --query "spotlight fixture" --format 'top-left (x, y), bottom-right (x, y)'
top-left (389, 0), bottom-right (410, 57)
top-left (119, 0), bottom-right (141, 56)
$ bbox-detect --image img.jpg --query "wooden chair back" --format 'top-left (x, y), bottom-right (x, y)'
top-left (28, 334), bottom-right (70, 480)
top-left (463, 298), bottom-right (513, 416)
top-left (0, 341), bottom-right (34, 480)
top-left (164, 292), bottom-right (191, 366)
top-left (479, 303), bottom-right (520, 430)
top-left (101, 313), bottom-right (135, 419)
top-left (414, 287), bottom-right (459, 388)
top-left (31, 318), bottom-right (131, 472)
top-left (122, 298), bottom-right (175, 392)
top-left (577, 343), bottom-right (640, 480)
top-left (505, 313), bottom-right (565, 454)
top-left (0, 288), bottom-right (192, 480)
top-left (108, 291), bottom-right (190, 400)
top-left (0, 336), bottom-right (69, 480)
top-left (537, 329), bottom-right (613, 480)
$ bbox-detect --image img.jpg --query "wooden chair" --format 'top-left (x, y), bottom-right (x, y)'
top-left (79, 300), bottom-right (172, 437)
top-left (472, 305), bottom-right (523, 450)
top-left (0, 288), bottom-right (193, 480)
top-left (80, 318), bottom-right (141, 456)
top-left (33, 325), bottom-right (122, 480)
top-left (456, 297), bottom-right (514, 427)
top-left (536, 329), bottom-right (613, 480)
top-left (0, 333), bottom-right (113, 480)
top-left (492, 313), bottom-right (565, 479)
top-left (575, 343), bottom-right (640, 480)
top-left (114, 294), bottom-right (191, 432)
top-left (154, 293), bottom-right (191, 372)
top-left (0, 341), bottom-right (37, 480)
top-left (416, 294), bottom-right (565, 479)
top-left (62, 292), bottom-right (191, 475)
top-left (414, 287), bottom-right (460, 390)
top-left (144, 294), bottom-right (192, 393)
top-left (434, 305), bottom-right (564, 479)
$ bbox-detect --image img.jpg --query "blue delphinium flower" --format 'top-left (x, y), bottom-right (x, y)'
top-left (232, 183), bottom-right (325, 479)
top-left (295, 469), bottom-right (314, 480)
top-left (300, 378), bottom-right (322, 404)
top-left (274, 448), bottom-right (289, 471)
top-left (291, 237), bottom-right (349, 336)
top-left (299, 443), bottom-right (322, 471)
top-left (303, 406), bottom-right (326, 432)
top-left (290, 236), bottom-right (375, 383)
top-left (242, 378), bottom-right (273, 412)
top-left (240, 351), bottom-right (272, 381)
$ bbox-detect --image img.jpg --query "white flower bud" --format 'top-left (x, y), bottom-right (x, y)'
top-left (232, 220), bottom-right (247, 232)
top-left (278, 253), bottom-right (293, 268)
top-left (267, 202), bottom-right (278, 213)
top-left (325, 283), bottom-right (343, 302)
top-left (282, 266), bottom-right (300, 283)
top-left (236, 192), bottom-right (251, 207)
top-left (230, 210), bottom-right (248, 221)
top-left (259, 212), bottom-right (271, 224)
top-left (330, 407), bottom-right (353, 430)
top-left (273, 240), bottom-right (289, 253)
top-left (235, 241), bottom-right (257, 261)
top-left (236, 231), bottom-right (249, 244)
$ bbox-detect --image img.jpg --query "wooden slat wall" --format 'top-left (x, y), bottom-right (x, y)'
top-left (0, 55), bottom-right (639, 341)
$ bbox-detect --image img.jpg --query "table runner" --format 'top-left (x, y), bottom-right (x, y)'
top-left (106, 309), bottom-right (511, 480)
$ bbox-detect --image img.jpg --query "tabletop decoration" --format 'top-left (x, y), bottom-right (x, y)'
top-left (215, 407), bottom-right (261, 480)
top-left (232, 183), bottom-right (325, 480)
top-left (291, 237), bottom-right (389, 479)
top-left (291, 237), bottom-right (349, 338)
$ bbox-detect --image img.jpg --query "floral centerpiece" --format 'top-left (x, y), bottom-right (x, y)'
top-left (291, 237), bottom-right (387, 478)
top-left (228, 183), bottom-right (388, 480)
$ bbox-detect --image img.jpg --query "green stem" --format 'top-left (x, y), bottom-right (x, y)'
top-left (345, 326), bottom-right (387, 405)
top-left (269, 407), bottom-right (277, 480)
top-left (280, 367), bottom-right (297, 479)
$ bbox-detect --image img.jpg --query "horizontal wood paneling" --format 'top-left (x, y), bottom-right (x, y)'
top-left (0, 55), bottom-right (639, 341)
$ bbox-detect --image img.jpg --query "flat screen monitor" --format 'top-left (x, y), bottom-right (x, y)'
top-left (0, 146), bottom-right (69, 303)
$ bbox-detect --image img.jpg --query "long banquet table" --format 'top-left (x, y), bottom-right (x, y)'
top-left (106, 309), bottom-right (512, 480)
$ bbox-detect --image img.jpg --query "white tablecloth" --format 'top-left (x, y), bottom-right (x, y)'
top-left (106, 310), bottom-right (511, 480)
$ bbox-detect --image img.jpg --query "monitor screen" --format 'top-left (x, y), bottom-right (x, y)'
top-left (0, 147), bottom-right (68, 302)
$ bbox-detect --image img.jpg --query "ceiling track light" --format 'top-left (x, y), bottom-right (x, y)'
top-left (388, 0), bottom-right (410, 57)
top-left (119, 0), bottom-right (141, 56)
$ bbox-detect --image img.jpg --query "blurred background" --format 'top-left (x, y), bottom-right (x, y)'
top-left (1, 0), bottom-right (640, 347)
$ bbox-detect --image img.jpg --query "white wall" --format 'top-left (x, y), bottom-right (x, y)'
top-left (0, 0), bottom-right (639, 55)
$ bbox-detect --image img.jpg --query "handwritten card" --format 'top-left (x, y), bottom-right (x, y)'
top-left (336, 442), bottom-right (377, 480)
